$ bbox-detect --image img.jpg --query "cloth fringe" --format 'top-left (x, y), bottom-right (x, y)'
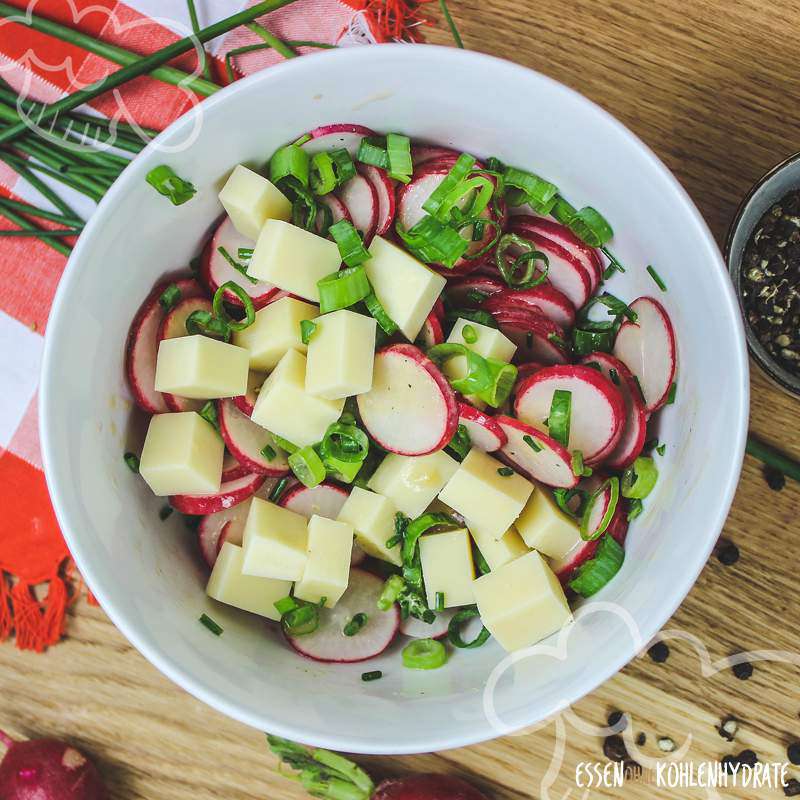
top-left (339, 0), bottom-right (433, 42)
top-left (0, 569), bottom-right (70, 652)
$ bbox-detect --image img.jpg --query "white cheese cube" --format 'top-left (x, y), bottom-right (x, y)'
top-left (233, 296), bottom-right (318, 370)
top-left (206, 542), bottom-right (291, 620)
top-left (218, 164), bottom-right (292, 240)
top-left (305, 309), bottom-right (377, 399)
top-left (419, 528), bottom-right (475, 608)
top-left (138, 412), bottom-right (223, 496)
top-left (364, 236), bottom-right (446, 340)
top-left (250, 349), bottom-right (344, 446)
top-left (336, 486), bottom-right (401, 565)
top-left (368, 451), bottom-right (458, 519)
top-left (438, 448), bottom-right (533, 541)
top-left (247, 219), bottom-right (341, 302)
top-left (470, 524), bottom-right (530, 570)
top-left (241, 497), bottom-right (308, 581)
top-left (515, 486), bottom-right (582, 559)
top-left (472, 550), bottom-right (572, 652)
top-left (294, 515), bottom-right (353, 607)
top-left (444, 317), bottom-right (517, 382)
top-left (154, 335), bottom-right (249, 399)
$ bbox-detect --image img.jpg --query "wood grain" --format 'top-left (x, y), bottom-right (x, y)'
top-left (4, 2), bottom-right (800, 797)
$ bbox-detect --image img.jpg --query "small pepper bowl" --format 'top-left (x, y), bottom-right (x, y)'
top-left (725, 151), bottom-right (800, 397)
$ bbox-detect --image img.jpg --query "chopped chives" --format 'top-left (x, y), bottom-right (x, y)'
top-left (666, 381), bottom-right (677, 404)
top-left (145, 165), bottom-right (196, 205)
top-left (466, 289), bottom-right (487, 304)
top-left (218, 246), bottom-right (258, 284)
top-left (448, 607), bottom-right (491, 649)
top-left (361, 670), bottom-right (382, 682)
top-left (300, 319), bottom-right (317, 345)
top-left (269, 476), bottom-right (290, 503)
top-left (547, 389), bottom-right (572, 448)
top-left (212, 282), bottom-right (256, 332)
top-left (627, 498), bottom-right (644, 521)
top-left (462, 323), bottom-right (478, 344)
top-left (497, 467), bottom-right (514, 477)
top-left (526, 330), bottom-right (533, 349)
top-left (343, 612), bottom-right (368, 636)
top-left (199, 613), bottom-right (223, 635)
top-left (377, 574), bottom-right (405, 611)
top-left (124, 452), bottom-right (140, 473)
top-left (523, 434), bottom-right (542, 452)
top-left (646, 265), bottom-right (668, 292)
top-left (656, 443), bottom-right (666, 456)
top-left (632, 376), bottom-right (646, 404)
top-left (199, 400), bottom-right (220, 431)
top-left (261, 444), bottom-right (277, 461)
top-left (435, 592), bottom-right (445, 611)
top-left (159, 283), bottom-right (182, 312)
top-left (159, 505), bottom-right (173, 521)
top-left (385, 533), bottom-right (403, 549)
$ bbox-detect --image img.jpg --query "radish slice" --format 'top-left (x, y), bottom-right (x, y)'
top-left (125, 276), bottom-right (204, 414)
top-left (458, 403), bottom-right (507, 452)
top-left (222, 451), bottom-right (250, 482)
top-left (410, 145), bottom-right (460, 166)
top-left (514, 216), bottom-right (603, 290)
top-left (315, 194), bottom-right (352, 236)
top-left (515, 362), bottom-right (545, 384)
top-left (400, 610), bottom-right (454, 639)
top-left (514, 365), bottom-right (626, 463)
top-left (217, 398), bottom-right (290, 476)
top-left (301, 123), bottom-right (376, 157)
top-left (232, 371), bottom-right (265, 416)
top-left (490, 307), bottom-right (570, 365)
top-left (285, 568), bottom-right (400, 663)
top-left (445, 276), bottom-right (504, 309)
top-left (582, 481), bottom-right (614, 539)
top-left (278, 481), bottom-right (349, 519)
top-left (495, 416), bottom-right (577, 488)
top-left (200, 217), bottom-right (279, 309)
top-left (335, 173), bottom-right (378, 241)
top-left (508, 222), bottom-right (592, 308)
top-left (432, 297), bottom-right (445, 321)
top-left (197, 497), bottom-right (254, 567)
top-left (357, 343), bottom-right (458, 456)
top-left (484, 285), bottom-right (576, 330)
top-left (357, 164), bottom-right (396, 236)
top-left (416, 311), bottom-right (444, 349)
top-left (613, 297), bottom-right (677, 413)
top-left (170, 472), bottom-right (265, 515)
top-left (580, 353), bottom-right (647, 469)
top-left (157, 295), bottom-right (213, 413)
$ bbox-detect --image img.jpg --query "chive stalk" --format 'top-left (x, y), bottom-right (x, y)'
top-left (246, 22), bottom-right (298, 59)
top-left (746, 435), bottom-right (800, 484)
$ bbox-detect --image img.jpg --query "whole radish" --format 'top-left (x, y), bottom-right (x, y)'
top-left (0, 730), bottom-right (107, 800)
top-left (267, 735), bottom-right (490, 800)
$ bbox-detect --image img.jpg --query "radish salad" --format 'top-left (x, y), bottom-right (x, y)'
top-left (125, 123), bottom-right (677, 671)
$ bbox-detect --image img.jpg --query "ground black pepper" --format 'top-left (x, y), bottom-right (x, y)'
top-left (742, 191), bottom-right (800, 375)
top-left (732, 660), bottom-right (754, 680)
top-left (648, 641), bottom-right (670, 663)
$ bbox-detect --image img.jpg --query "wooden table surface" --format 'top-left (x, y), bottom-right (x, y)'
top-left (3, 1), bottom-right (800, 797)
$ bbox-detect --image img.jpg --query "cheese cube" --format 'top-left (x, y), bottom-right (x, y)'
top-left (439, 448), bottom-right (533, 541)
top-left (294, 515), bottom-right (353, 607)
top-left (247, 219), bottom-right (341, 302)
top-left (250, 349), bottom-right (344, 446)
top-left (368, 451), bottom-right (458, 519)
top-left (218, 164), bottom-right (292, 240)
top-left (233, 296), bottom-right (318, 370)
top-left (241, 497), bottom-right (308, 581)
top-left (470, 525), bottom-right (530, 570)
top-left (206, 542), bottom-right (291, 620)
top-left (336, 486), bottom-right (401, 565)
top-left (419, 529), bottom-right (475, 608)
top-left (154, 335), bottom-right (249, 399)
top-left (515, 486), bottom-right (582, 559)
top-left (364, 236), bottom-right (446, 341)
top-left (443, 317), bottom-right (517, 382)
top-left (138, 412), bottom-right (223, 496)
top-left (472, 550), bottom-right (573, 652)
top-left (305, 309), bottom-right (377, 399)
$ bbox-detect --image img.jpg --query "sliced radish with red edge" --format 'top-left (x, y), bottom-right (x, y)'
top-left (218, 398), bottom-right (289, 476)
top-left (197, 498), bottom-right (253, 567)
top-left (315, 193), bottom-right (352, 236)
top-left (490, 307), bottom-right (569, 365)
top-left (232, 371), bottom-right (265, 417)
top-left (458, 403), bottom-right (507, 452)
top-left (171, 472), bottom-right (265, 515)
top-left (357, 164), bottom-right (396, 236)
top-left (301, 123), bottom-right (376, 157)
top-left (221, 451), bottom-right (250, 482)
top-left (335, 173), bottom-right (378, 242)
top-left (445, 276), bottom-right (504, 309)
top-left (410, 145), bottom-right (460, 166)
top-left (416, 311), bottom-right (444, 349)
top-left (484, 285), bottom-right (576, 330)
top-left (278, 481), bottom-right (349, 519)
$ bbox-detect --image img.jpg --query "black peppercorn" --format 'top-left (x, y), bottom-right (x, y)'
top-left (607, 710), bottom-right (627, 731)
top-left (636, 732), bottom-right (646, 746)
top-left (603, 735), bottom-right (628, 762)
top-left (732, 661), bottom-right (753, 680)
top-left (737, 749), bottom-right (757, 767)
top-left (717, 541), bottom-right (740, 566)
top-left (787, 742), bottom-right (800, 765)
top-left (764, 465), bottom-right (786, 491)
top-left (648, 641), bottom-right (669, 663)
top-left (785, 778), bottom-right (800, 797)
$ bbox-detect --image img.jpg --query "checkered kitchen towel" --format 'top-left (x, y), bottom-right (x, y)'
top-left (0, 0), bottom-right (431, 650)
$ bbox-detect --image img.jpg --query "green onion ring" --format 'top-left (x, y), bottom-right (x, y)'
top-left (580, 476), bottom-right (620, 541)
top-left (321, 422), bottom-right (369, 464)
top-left (310, 151), bottom-right (337, 195)
top-left (621, 456), bottom-right (659, 499)
top-left (495, 233), bottom-right (549, 288)
top-left (212, 281), bottom-right (255, 332)
top-left (185, 309), bottom-right (230, 341)
top-left (569, 534), bottom-right (625, 597)
top-left (401, 512), bottom-right (460, 568)
top-left (288, 445), bottom-right (327, 488)
top-left (427, 343), bottom-right (493, 396)
top-left (401, 638), bottom-right (447, 670)
top-left (448, 606), bottom-right (491, 649)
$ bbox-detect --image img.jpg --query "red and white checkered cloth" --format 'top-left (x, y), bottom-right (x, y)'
top-left (0, 0), bottom-right (426, 648)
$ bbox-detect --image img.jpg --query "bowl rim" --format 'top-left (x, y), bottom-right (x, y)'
top-left (39, 43), bottom-right (749, 754)
top-left (724, 150), bottom-right (800, 397)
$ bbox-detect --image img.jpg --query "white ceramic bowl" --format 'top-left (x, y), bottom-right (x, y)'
top-left (40, 44), bottom-right (748, 754)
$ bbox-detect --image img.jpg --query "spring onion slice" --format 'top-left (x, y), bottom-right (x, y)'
top-left (272, 434), bottom-right (298, 454)
top-left (553, 487), bottom-right (588, 519)
top-left (627, 498), bottom-right (644, 521)
top-left (211, 282), bottom-right (255, 333)
top-left (320, 421), bottom-right (369, 464)
top-left (666, 381), bottom-right (677, 404)
top-left (427, 343), bottom-right (493, 396)
top-left (269, 143), bottom-right (310, 187)
top-left (281, 603), bottom-right (320, 636)
top-left (503, 166), bottom-right (559, 214)
top-left (386, 133), bottom-right (412, 183)
top-left (398, 586), bottom-right (435, 624)
top-left (462, 324), bottom-right (478, 344)
top-left (329, 148), bottom-right (356, 185)
top-left (310, 151), bottom-right (336, 195)
top-left (580, 476), bottom-right (620, 541)
top-left (621, 456), bottom-right (658, 499)
top-left (329, 219), bottom-right (370, 267)
top-left (495, 233), bottom-right (549, 289)
top-left (274, 596), bottom-right (298, 616)
top-left (288, 445), bottom-right (326, 488)
top-left (145, 165), bottom-right (196, 205)
top-left (437, 176), bottom-right (494, 223)
top-left (343, 612), bottom-right (368, 636)
top-left (322, 450), bottom-right (362, 484)
top-left (317, 266), bottom-right (371, 313)
top-left (448, 606), bottom-right (491, 649)
top-left (401, 513), bottom-right (459, 567)
top-left (396, 216), bottom-right (470, 268)
top-left (377, 574), bottom-right (405, 611)
top-left (199, 613), bottom-right (223, 635)
top-left (159, 283), bottom-right (181, 311)
top-left (218, 246), bottom-right (258, 284)
top-left (547, 389), bottom-right (572, 447)
top-left (572, 328), bottom-right (615, 356)
top-left (569, 534), bottom-right (625, 597)
top-left (568, 206), bottom-right (614, 247)
top-left (447, 424), bottom-right (472, 460)
top-left (285, 178), bottom-right (317, 230)
top-left (356, 136), bottom-right (390, 169)
top-left (300, 319), bottom-right (317, 345)
top-left (476, 358), bottom-right (518, 408)
top-left (402, 638), bottom-right (447, 670)
top-left (577, 293), bottom-right (637, 328)
top-left (363, 291), bottom-right (399, 335)
top-left (422, 153), bottom-right (476, 217)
